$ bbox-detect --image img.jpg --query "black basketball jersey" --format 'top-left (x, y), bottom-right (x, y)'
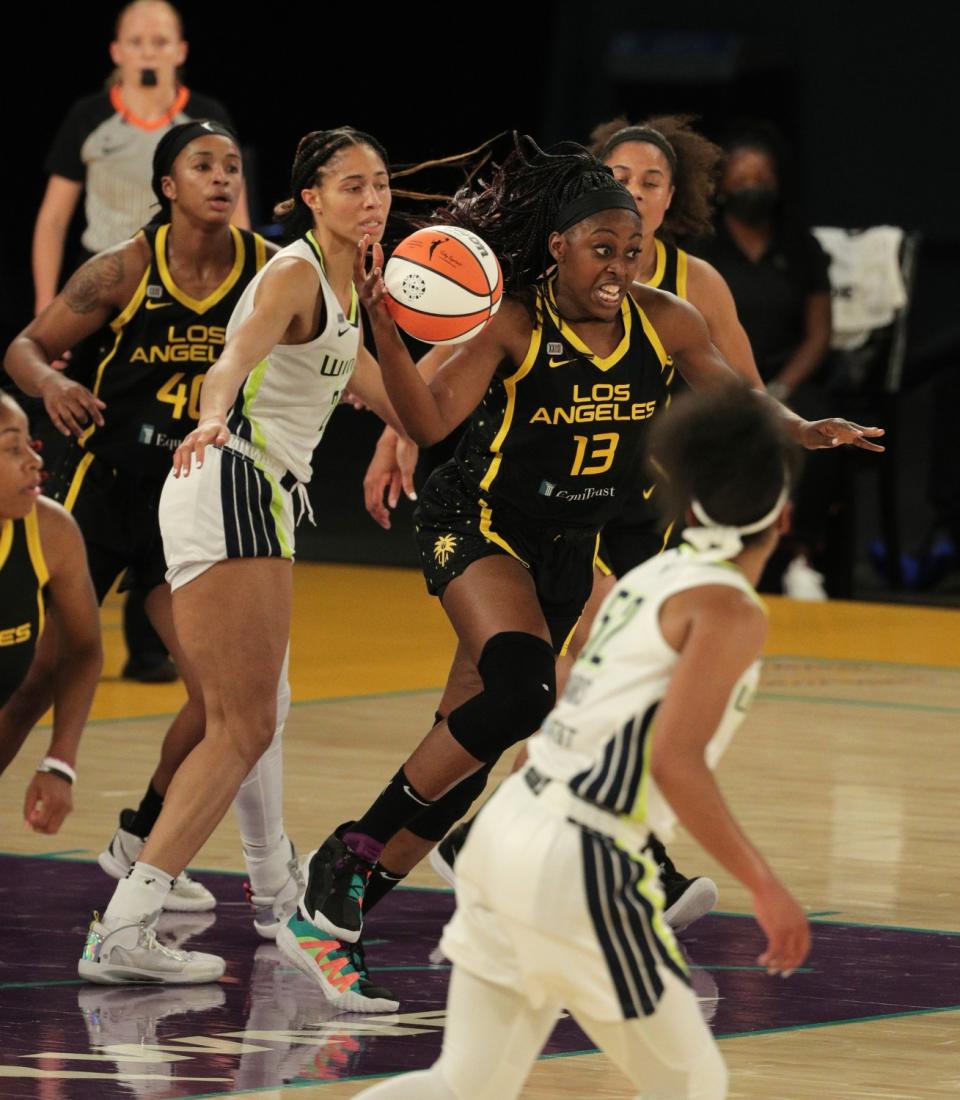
top-left (0, 509), bottom-right (48, 708)
top-left (454, 277), bottom-right (670, 529)
top-left (74, 223), bottom-right (268, 482)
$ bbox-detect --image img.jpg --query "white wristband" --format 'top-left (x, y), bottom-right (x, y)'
top-left (37, 756), bottom-right (76, 785)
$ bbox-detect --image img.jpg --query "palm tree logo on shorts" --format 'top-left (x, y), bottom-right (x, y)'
top-left (433, 534), bottom-right (457, 567)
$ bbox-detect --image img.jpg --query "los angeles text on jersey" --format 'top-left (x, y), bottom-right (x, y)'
top-left (529, 383), bottom-right (657, 426)
top-left (129, 324), bottom-right (225, 364)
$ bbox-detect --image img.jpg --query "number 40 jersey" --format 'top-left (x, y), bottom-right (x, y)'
top-left (74, 222), bottom-right (268, 483)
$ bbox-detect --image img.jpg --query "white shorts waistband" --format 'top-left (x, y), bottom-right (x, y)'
top-left (522, 766), bottom-right (649, 855)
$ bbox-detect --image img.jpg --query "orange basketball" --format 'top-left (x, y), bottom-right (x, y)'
top-left (383, 225), bottom-right (504, 345)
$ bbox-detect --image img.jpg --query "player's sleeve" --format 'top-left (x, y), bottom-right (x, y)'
top-left (44, 94), bottom-right (112, 182)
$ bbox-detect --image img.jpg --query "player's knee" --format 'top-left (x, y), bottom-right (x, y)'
top-left (448, 632), bottom-right (555, 762)
top-left (477, 631), bottom-right (556, 730)
top-left (212, 702), bottom-right (278, 768)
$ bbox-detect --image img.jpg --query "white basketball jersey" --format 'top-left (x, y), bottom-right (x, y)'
top-left (528, 545), bottom-right (763, 840)
top-left (225, 231), bottom-right (359, 484)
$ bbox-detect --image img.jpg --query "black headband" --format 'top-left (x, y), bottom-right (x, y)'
top-left (554, 187), bottom-right (639, 234)
top-left (151, 119), bottom-right (238, 203)
top-left (599, 126), bottom-right (678, 177)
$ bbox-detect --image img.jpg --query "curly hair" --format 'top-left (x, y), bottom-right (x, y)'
top-left (429, 135), bottom-right (635, 294)
top-left (589, 114), bottom-right (722, 240)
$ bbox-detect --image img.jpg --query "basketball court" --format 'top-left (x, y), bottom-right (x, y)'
top-left (1, 562), bottom-right (957, 1099)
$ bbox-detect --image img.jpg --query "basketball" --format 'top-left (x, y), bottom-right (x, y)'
top-left (383, 225), bottom-right (504, 345)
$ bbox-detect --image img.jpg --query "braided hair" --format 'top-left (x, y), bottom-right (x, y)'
top-left (590, 115), bottom-right (722, 240)
top-left (430, 136), bottom-right (635, 295)
top-left (274, 127), bottom-right (390, 242)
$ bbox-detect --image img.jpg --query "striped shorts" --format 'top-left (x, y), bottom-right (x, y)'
top-left (440, 769), bottom-right (692, 1022)
top-left (159, 442), bottom-right (296, 592)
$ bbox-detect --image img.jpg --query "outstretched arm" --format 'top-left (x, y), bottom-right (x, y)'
top-left (652, 291), bottom-right (884, 453)
top-left (172, 257), bottom-right (315, 476)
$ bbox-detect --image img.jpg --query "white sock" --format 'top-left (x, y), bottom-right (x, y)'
top-left (234, 647), bottom-right (290, 895)
top-left (102, 862), bottom-right (173, 926)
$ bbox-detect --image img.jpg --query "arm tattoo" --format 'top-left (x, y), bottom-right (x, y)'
top-left (62, 252), bottom-right (125, 315)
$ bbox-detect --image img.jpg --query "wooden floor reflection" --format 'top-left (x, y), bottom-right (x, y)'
top-left (0, 564), bottom-right (957, 1098)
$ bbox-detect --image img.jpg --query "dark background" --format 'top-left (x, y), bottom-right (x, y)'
top-left (3, 3), bottom-right (958, 601)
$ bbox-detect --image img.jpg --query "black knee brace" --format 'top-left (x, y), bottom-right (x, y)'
top-left (408, 759), bottom-right (496, 841)
top-left (446, 631), bottom-right (556, 763)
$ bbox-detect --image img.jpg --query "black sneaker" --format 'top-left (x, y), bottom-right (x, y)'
top-left (646, 833), bottom-right (719, 933)
top-left (298, 835), bottom-right (374, 943)
top-left (428, 817), bottom-right (474, 888)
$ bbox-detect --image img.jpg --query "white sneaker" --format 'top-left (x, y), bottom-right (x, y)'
top-left (783, 555), bottom-right (828, 601)
top-left (246, 837), bottom-right (305, 940)
top-left (78, 913), bottom-right (225, 985)
top-left (99, 811), bottom-right (217, 913)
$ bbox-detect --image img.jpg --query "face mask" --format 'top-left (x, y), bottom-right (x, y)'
top-left (140, 68), bottom-right (158, 87)
top-left (724, 187), bottom-right (777, 225)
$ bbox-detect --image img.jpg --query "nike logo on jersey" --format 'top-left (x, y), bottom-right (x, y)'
top-left (642, 485), bottom-right (656, 500)
top-left (403, 785), bottom-right (432, 807)
top-left (337, 326), bottom-right (351, 337)
top-left (549, 357), bottom-right (576, 368)
top-left (145, 301), bottom-right (172, 310)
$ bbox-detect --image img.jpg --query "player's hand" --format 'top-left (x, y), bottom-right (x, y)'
top-left (23, 771), bottom-right (73, 834)
top-left (173, 418), bottom-right (230, 478)
top-left (355, 235), bottom-right (389, 318)
top-left (798, 417), bottom-right (885, 452)
top-left (364, 427), bottom-right (417, 529)
top-left (752, 879), bottom-right (811, 976)
top-left (39, 371), bottom-right (106, 438)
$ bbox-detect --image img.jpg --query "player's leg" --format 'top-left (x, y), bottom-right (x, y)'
top-left (79, 558), bottom-right (291, 985)
top-left (296, 554), bottom-right (556, 943)
top-left (572, 970), bottom-right (727, 1099)
top-left (355, 965), bottom-right (559, 1100)
top-left (363, 642), bottom-right (483, 911)
top-left (234, 646), bottom-right (303, 938)
top-left (97, 580), bottom-right (216, 912)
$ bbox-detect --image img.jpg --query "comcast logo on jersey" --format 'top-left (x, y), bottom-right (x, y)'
top-left (539, 481), bottom-right (616, 502)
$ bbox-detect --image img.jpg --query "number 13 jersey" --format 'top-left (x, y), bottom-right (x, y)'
top-left (454, 276), bottom-right (671, 529)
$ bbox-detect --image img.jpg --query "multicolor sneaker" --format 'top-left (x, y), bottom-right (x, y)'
top-left (245, 838), bottom-right (305, 940)
top-left (428, 817), bottom-right (473, 888)
top-left (299, 835), bottom-right (374, 943)
top-left (98, 809), bottom-right (217, 913)
top-left (78, 912), bottom-right (225, 985)
top-left (276, 913), bottom-right (399, 1012)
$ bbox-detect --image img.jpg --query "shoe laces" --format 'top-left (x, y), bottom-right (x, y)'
top-left (333, 853), bottom-right (371, 904)
top-left (137, 920), bottom-right (189, 963)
